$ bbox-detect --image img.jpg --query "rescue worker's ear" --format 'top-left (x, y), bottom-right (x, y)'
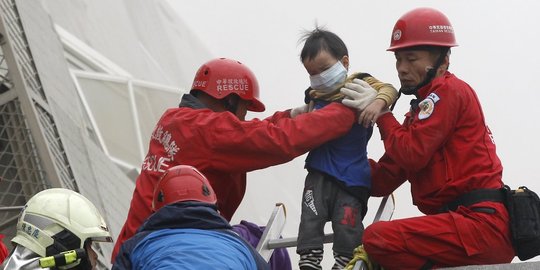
top-left (434, 52), bottom-right (450, 74)
top-left (437, 48), bottom-right (450, 70)
top-left (224, 94), bottom-right (240, 114)
top-left (443, 53), bottom-right (450, 71)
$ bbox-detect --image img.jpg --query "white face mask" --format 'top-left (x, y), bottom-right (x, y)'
top-left (309, 61), bottom-right (347, 93)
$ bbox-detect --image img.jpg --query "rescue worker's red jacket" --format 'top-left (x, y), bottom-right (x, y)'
top-left (370, 72), bottom-right (504, 214)
top-left (112, 94), bottom-right (355, 261)
top-left (0, 234), bottom-right (8, 264)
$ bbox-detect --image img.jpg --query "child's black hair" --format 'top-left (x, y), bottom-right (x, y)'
top-left (300, 27), bottom-right (348, 62)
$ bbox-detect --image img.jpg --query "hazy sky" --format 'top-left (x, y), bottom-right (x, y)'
top-left (169, 0), bottom-right (540, 266)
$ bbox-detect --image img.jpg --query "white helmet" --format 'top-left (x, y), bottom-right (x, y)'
top-left (12, 188), bottom-right (112, 266)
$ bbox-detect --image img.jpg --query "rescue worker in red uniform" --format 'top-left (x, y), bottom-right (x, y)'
top-left (0, 234), bottom-right (8, 264)
top-left (111, 57), bottom-right (357, 261)
top-left (341, 7), bottom-right (514, 269)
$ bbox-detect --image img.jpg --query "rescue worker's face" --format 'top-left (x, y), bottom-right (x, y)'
top-left (394, 50), bottom-right (435, 89)
top-left (85, 241), bottom-right (98, 270)
top-left (235, 99), bottom-right (249, 121)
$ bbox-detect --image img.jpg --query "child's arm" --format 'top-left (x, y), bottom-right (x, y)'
top-left (362, 75), bottom-right (398, 107)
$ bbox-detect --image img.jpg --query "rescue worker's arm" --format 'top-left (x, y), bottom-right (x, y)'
top-left (369, 156), bottom-right (407, 196)
top-left (0, 235), bottom-right (7, 264)
top-left (203, 102), bottom-right (356, 172)
top-left (377, 86), bottom-right (459, 171)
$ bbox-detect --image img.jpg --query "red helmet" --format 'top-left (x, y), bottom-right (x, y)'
top-left (190, 58), bottom-right (265, 112)
top-left (152, 165), bottom-right (217, 211)
top-left (388, 7), bottom-right (458, 51)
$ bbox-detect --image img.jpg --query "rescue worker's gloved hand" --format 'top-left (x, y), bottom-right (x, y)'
top-left (345, 245), bottom-right (376, 270)
top-left (340, 79), bottom-right (377, 112)
top-left (290, 104), bottom-right (308, 118)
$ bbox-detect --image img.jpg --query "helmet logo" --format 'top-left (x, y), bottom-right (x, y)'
top-left (216, 79), bottom-right (249, 94)
top-left (393, 29), bottom-right (402, 41)
top-left (192, 80), bottom-right (207, 89)
top-left (428, 25), bottom-right (454, 33)
top-left (21, 222), bottom-right (40, 239)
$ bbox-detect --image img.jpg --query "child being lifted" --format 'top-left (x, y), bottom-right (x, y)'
top-left (292, 27), bottom-right (397, 270)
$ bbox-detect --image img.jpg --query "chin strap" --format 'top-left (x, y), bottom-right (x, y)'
top-left (389, 90), bottom-right (401, 111)
top-left (389, 47), bottom-right (449, 110)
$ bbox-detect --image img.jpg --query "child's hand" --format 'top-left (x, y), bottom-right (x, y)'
top-left (359, 99), bottom-right (387, 128)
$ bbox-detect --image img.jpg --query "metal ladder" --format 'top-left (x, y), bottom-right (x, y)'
top-left (256, 195), bottom-right (395, 269)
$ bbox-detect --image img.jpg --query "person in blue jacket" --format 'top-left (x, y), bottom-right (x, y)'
top-left (112, 165), bottom-right (269, 270)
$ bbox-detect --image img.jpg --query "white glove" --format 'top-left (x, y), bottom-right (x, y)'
top-left (290, 104), bottom-right (308, 118)
top-left (340, 79), bottom-right (377, 111)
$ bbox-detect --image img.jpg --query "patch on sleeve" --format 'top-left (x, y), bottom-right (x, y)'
top-left (418, 93), bottom-right (440, 120)
top-left (428, 93), bottom-right (440, 103)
